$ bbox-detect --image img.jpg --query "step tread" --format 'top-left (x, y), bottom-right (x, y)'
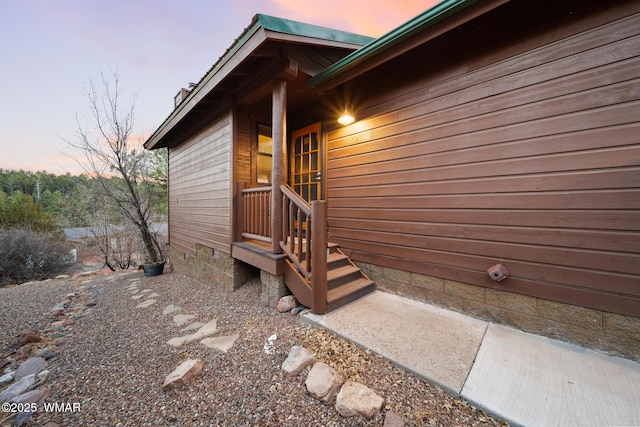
top-left (327, 277), bottom-right (374, 302)
top-left (301, 252), bottom-right (348, 270)
top-left (327, 264), bottom-right (361, 282)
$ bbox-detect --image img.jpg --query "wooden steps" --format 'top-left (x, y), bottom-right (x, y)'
top-left (284, 243), bottom-right (374, 313)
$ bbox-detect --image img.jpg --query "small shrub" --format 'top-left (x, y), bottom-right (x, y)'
top-left (0, 227), bottom-right (74, 286)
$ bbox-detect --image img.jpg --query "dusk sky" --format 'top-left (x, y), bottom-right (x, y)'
top-left (1, 0), bottom-right (439, 175)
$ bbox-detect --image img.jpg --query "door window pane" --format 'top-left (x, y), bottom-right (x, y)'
top-left (257, 124), bottom-right (272, 185)
top-left (291, 123), bottom-right (322, 202)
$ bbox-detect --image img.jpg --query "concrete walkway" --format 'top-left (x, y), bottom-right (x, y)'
top-left (302, 291), bottom-right (640, 427)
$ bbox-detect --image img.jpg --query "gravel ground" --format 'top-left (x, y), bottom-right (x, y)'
top-left (1, 270), bottom-right (508, 426)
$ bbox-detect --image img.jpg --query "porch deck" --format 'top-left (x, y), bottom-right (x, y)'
top-left (231, 239), bottom-right (287, 276)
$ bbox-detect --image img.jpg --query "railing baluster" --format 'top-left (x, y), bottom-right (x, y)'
top-left (257, 194), bottom-right (264, 235)
top-left (238, 185), bottom-right (272, 243)
top-left (296, 209), bottom-right (303, 262)
top-left (305, 218), bottom-right (311, 273)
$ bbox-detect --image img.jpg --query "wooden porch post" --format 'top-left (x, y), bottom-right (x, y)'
top-left (311, 200), bottom-right (328, 314)
top-left (271, 79), bottom-right (287, 253)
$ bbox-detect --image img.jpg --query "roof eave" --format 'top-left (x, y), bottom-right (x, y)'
top-left (145, 14), bottom-right (374, 150)
top-left (309, 0), bottom-right (507, 91)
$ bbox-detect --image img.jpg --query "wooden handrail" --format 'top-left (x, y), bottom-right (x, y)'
top-left (279, 184), bottom-right (327, 313)
top-left (280, 184), bottom-right (311, 216)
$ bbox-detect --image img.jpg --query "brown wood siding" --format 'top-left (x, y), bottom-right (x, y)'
top-left (168, 111), bottom-right (233, 255)
top-left (236, 111), bottom-right (252, 184)
top-left (326, 3), bottom-right (640, 317)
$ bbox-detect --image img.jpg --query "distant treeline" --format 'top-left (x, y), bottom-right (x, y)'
top-left (0, 169), bottom-right (167, 230)
top-left (0, 169), bottom-right (87, 197)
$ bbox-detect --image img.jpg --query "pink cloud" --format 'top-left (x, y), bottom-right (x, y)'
top-left (269, 0), bottom-right (441, 37)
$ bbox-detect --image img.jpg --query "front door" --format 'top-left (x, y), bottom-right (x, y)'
top-left (290, 123), bottom-right (323, 202)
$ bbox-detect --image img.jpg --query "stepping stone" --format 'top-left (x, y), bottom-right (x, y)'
top-left (136, 299), bottom-right (157, 308)
top-left (181, 322), bottom-right (205, 332)
top-left (139, 289), bottom-right (153, 293)
top-left (167, 319), bottom-right (218, 347)
top-left (147, 293), bottom-right (160, 298)
top-left (129, 289), bottom-right (140, 294)
top-left (173, 314), bottom-right (195, 326)
top-left (201, 334), bottom-right (239, 352)
top-left (162, 359), bottom-right (204, 391)
top-left (132, 294), bottom-right (145, 300)
top-left (163, 305), bottom-right (181, 315)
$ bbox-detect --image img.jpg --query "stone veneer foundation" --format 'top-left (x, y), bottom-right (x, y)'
top-left (356, 261), bottom-right (640, 363)
top-left (168, 245), bottom-right (289, 309)
top-left (168, 245), bottom-right (257, 292)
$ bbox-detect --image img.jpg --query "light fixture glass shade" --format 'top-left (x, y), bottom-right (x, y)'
top-left (338, 103), bottom-right (355, 125)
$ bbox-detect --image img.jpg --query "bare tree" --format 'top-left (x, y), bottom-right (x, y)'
top-left (66, 70), bottom-right (165, 263)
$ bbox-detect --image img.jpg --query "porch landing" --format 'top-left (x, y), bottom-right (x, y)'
top-left (301, 291), bottom-right (640, 427)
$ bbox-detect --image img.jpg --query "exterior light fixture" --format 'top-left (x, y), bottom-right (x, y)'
top-left (338, 104), bottom-right (355, 125)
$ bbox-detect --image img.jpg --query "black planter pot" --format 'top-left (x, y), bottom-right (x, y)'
top-left (143, 262), bottom-right (165, 277)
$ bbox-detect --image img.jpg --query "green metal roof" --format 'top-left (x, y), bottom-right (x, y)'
top-left (256, 14), bottom-right (374, 46)
top-left (308, 0), bottom-right (480, 88)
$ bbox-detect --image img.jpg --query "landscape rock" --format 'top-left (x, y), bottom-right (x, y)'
top-left (36, 348), bottom-right (57, 360)
top-left (14, 357), bottom-right (47, 382)
top-left (305, 362), bottom-right (342, 403)
top-left (14, 344), bottom-right (33, 360)
top-left (37, 370), bottom-right (50, 381)
top-left (281, 345), bottom-right (315, 377)
top-left (162, 359), bottom-right (204, 391)
top-left (17, 330), bottom-right (41, 346)
top-left (201, 334), bottom-right (239, 352)
top-left (383, 411), bottom-right (405, 427)
top-left (277, 295), bottom-right (297, 313)
top-left (335, 381), bottom-right (385, 418)
top-left (0, 374), bottom-right (37, 402)
top-left (50, 304), bottom-right (66, 313)
top-left (0, 372), bottom-right (15, 385)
